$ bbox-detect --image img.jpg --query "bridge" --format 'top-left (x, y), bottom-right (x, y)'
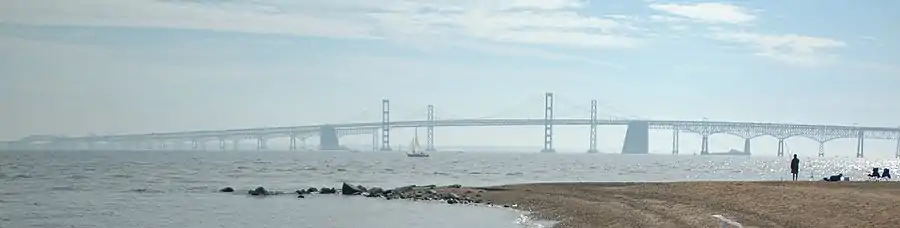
top-left (2, 93), bottom-right (899, 158)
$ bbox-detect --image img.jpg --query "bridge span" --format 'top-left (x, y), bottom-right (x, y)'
top-left (3, 93), bottom-right (899, 158)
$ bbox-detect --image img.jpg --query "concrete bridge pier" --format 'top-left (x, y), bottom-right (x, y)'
top-left (587, 100), bottom-right (598, 153)
top-left (818, 141), bottom-right (826, 157)
top-left (191, 139), bottom-right (199, 150)
top-left (895, 136), bottom-right (900, 159)
top-left (289, 135), bottom-right (297, 151)
top-left (218, 138), bottom-right (226, 150)
top-left (320, 125), bottom-right (340, 150)
top-left (699, 134), bottom-right (709, 155)
top-left (232, 139), bottom-right (240, 151)
top-left (256, 137), bottom-right (268, 150)
top-left (856, 131), bottom-right (865, 158)
top-left (371, 131), bottom-right (379, 151)
top-left (671, 130), bottom-right (679, 155)
top-left (776, 138), bottom-right (785, 157)
top-left (743, 138), bottom-right (751, 155)
top-left (622, 121), bottom-right (649, 154)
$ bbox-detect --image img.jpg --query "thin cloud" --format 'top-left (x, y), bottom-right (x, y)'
top-left (649, 2), bottom-right (756, 24)
top-left (710, 31), bottom-right (846, 67)
top-left (1, 0), bottom-right (643, 51)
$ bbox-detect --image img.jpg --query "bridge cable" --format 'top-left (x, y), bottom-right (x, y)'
top-left (476, 94), bottom-right (547, 119)
top-left (554, 96), bottom-right (637, 120)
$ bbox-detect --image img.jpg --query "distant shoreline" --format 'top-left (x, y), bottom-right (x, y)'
top-left (440, 181), bottom-right (900, 228)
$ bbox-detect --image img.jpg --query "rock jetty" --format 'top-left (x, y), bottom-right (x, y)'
top-left (219, 182), bottom-right (513, 207)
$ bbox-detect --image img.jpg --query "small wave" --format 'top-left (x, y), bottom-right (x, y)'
top-left (68, 174), bottom-right (90, 180)
top-left (432, 172), bottom-right (450, 176)
top-left (505, 172), bottom-right (524, 176)
top-left (186, 186), bottom-right (214, 192)
top-left (129, 188), bottom-right (165, 194)
top-left (50, 186), bottom-right (78, 191)
top-left (109, 174), bottom-right (132, 179)
top-left (515, 213), bottom-right (558, 228)
top-left (8, 174), bottom-right (32, 180)
top-left (336, 168), bottom-right (347, 172)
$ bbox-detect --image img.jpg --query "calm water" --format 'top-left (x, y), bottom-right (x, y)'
top-left (1, 150), bottom-right (898, 228)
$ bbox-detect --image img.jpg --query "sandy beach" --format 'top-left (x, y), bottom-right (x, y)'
top-left (436, 181), bottom-right (900, 228)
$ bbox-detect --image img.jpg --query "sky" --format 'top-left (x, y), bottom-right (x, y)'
top-left (1, 0), bottom-right (899, 157)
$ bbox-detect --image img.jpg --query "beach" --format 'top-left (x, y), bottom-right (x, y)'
top-left (438, 181), bottom-right (900, 228)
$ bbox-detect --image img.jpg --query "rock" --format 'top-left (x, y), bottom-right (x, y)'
top-left (342, 182), bottom-right (363, 195)
top-left (392, 185), bottom-right (415, 193)
top-left (425, 184), bottom-right (437, 189)
top-left (368, 187), bottom-right (384, 194)
top-left (365, 187), bottom-right (384, 197)
top-left (249, 187), bottom-right (269, 196)
top-left (447, 199), bottom-right (458, 204)
top-left (219, 187), bottom-right (234, 193)
top-left (296, 189), bottom-right (307, 195)
top-left (357, 185), bottom-right (368, 192)
top-left (297, 194), bottom-right (305, 199)
top-left (307, 187), bottom-right (318, 193)
top-left (442, 193), bottom-right (460, 200)
top-left (320, 187), bottom-right (337, 194)
top-left (447, 184), bottom-right (462, 188)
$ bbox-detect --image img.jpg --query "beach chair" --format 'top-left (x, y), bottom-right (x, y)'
top-left (868, 168), bottom-right (881, 180)
top-left (882, 168), bottom-right (891, 180)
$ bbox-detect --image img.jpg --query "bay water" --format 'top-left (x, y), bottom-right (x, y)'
top-left (1, 150), bottom-right (897, 228)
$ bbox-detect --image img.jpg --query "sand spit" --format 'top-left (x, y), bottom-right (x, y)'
top-left (223, 181), bottom-right (900, 228)
top-left (448, 181), bottom-right (900, 228)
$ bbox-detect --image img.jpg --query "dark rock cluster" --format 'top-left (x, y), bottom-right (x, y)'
top-left (219, 182), bottom-right (510, 207)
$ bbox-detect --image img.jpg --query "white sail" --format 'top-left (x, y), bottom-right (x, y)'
top-left (406, 127), bottom-right (428, 157)
top-left (409, 137), bottom-right (419, 153)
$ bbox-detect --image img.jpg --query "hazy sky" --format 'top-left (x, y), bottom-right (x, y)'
top-left (2, 0), bottom-right (899, 157)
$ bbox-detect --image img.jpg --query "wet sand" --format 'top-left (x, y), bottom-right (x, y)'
top-left (437, 181), bottom-right (900, 228)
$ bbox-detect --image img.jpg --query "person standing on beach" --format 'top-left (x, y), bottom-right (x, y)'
top-left (790, 154), bottom-right (800, 181)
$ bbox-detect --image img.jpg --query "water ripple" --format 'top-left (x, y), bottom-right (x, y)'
top-left (1, 150), bottom-right (897, 228)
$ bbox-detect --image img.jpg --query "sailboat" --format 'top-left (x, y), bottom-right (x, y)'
top-left (406, 128), bottom-right (429, 158)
